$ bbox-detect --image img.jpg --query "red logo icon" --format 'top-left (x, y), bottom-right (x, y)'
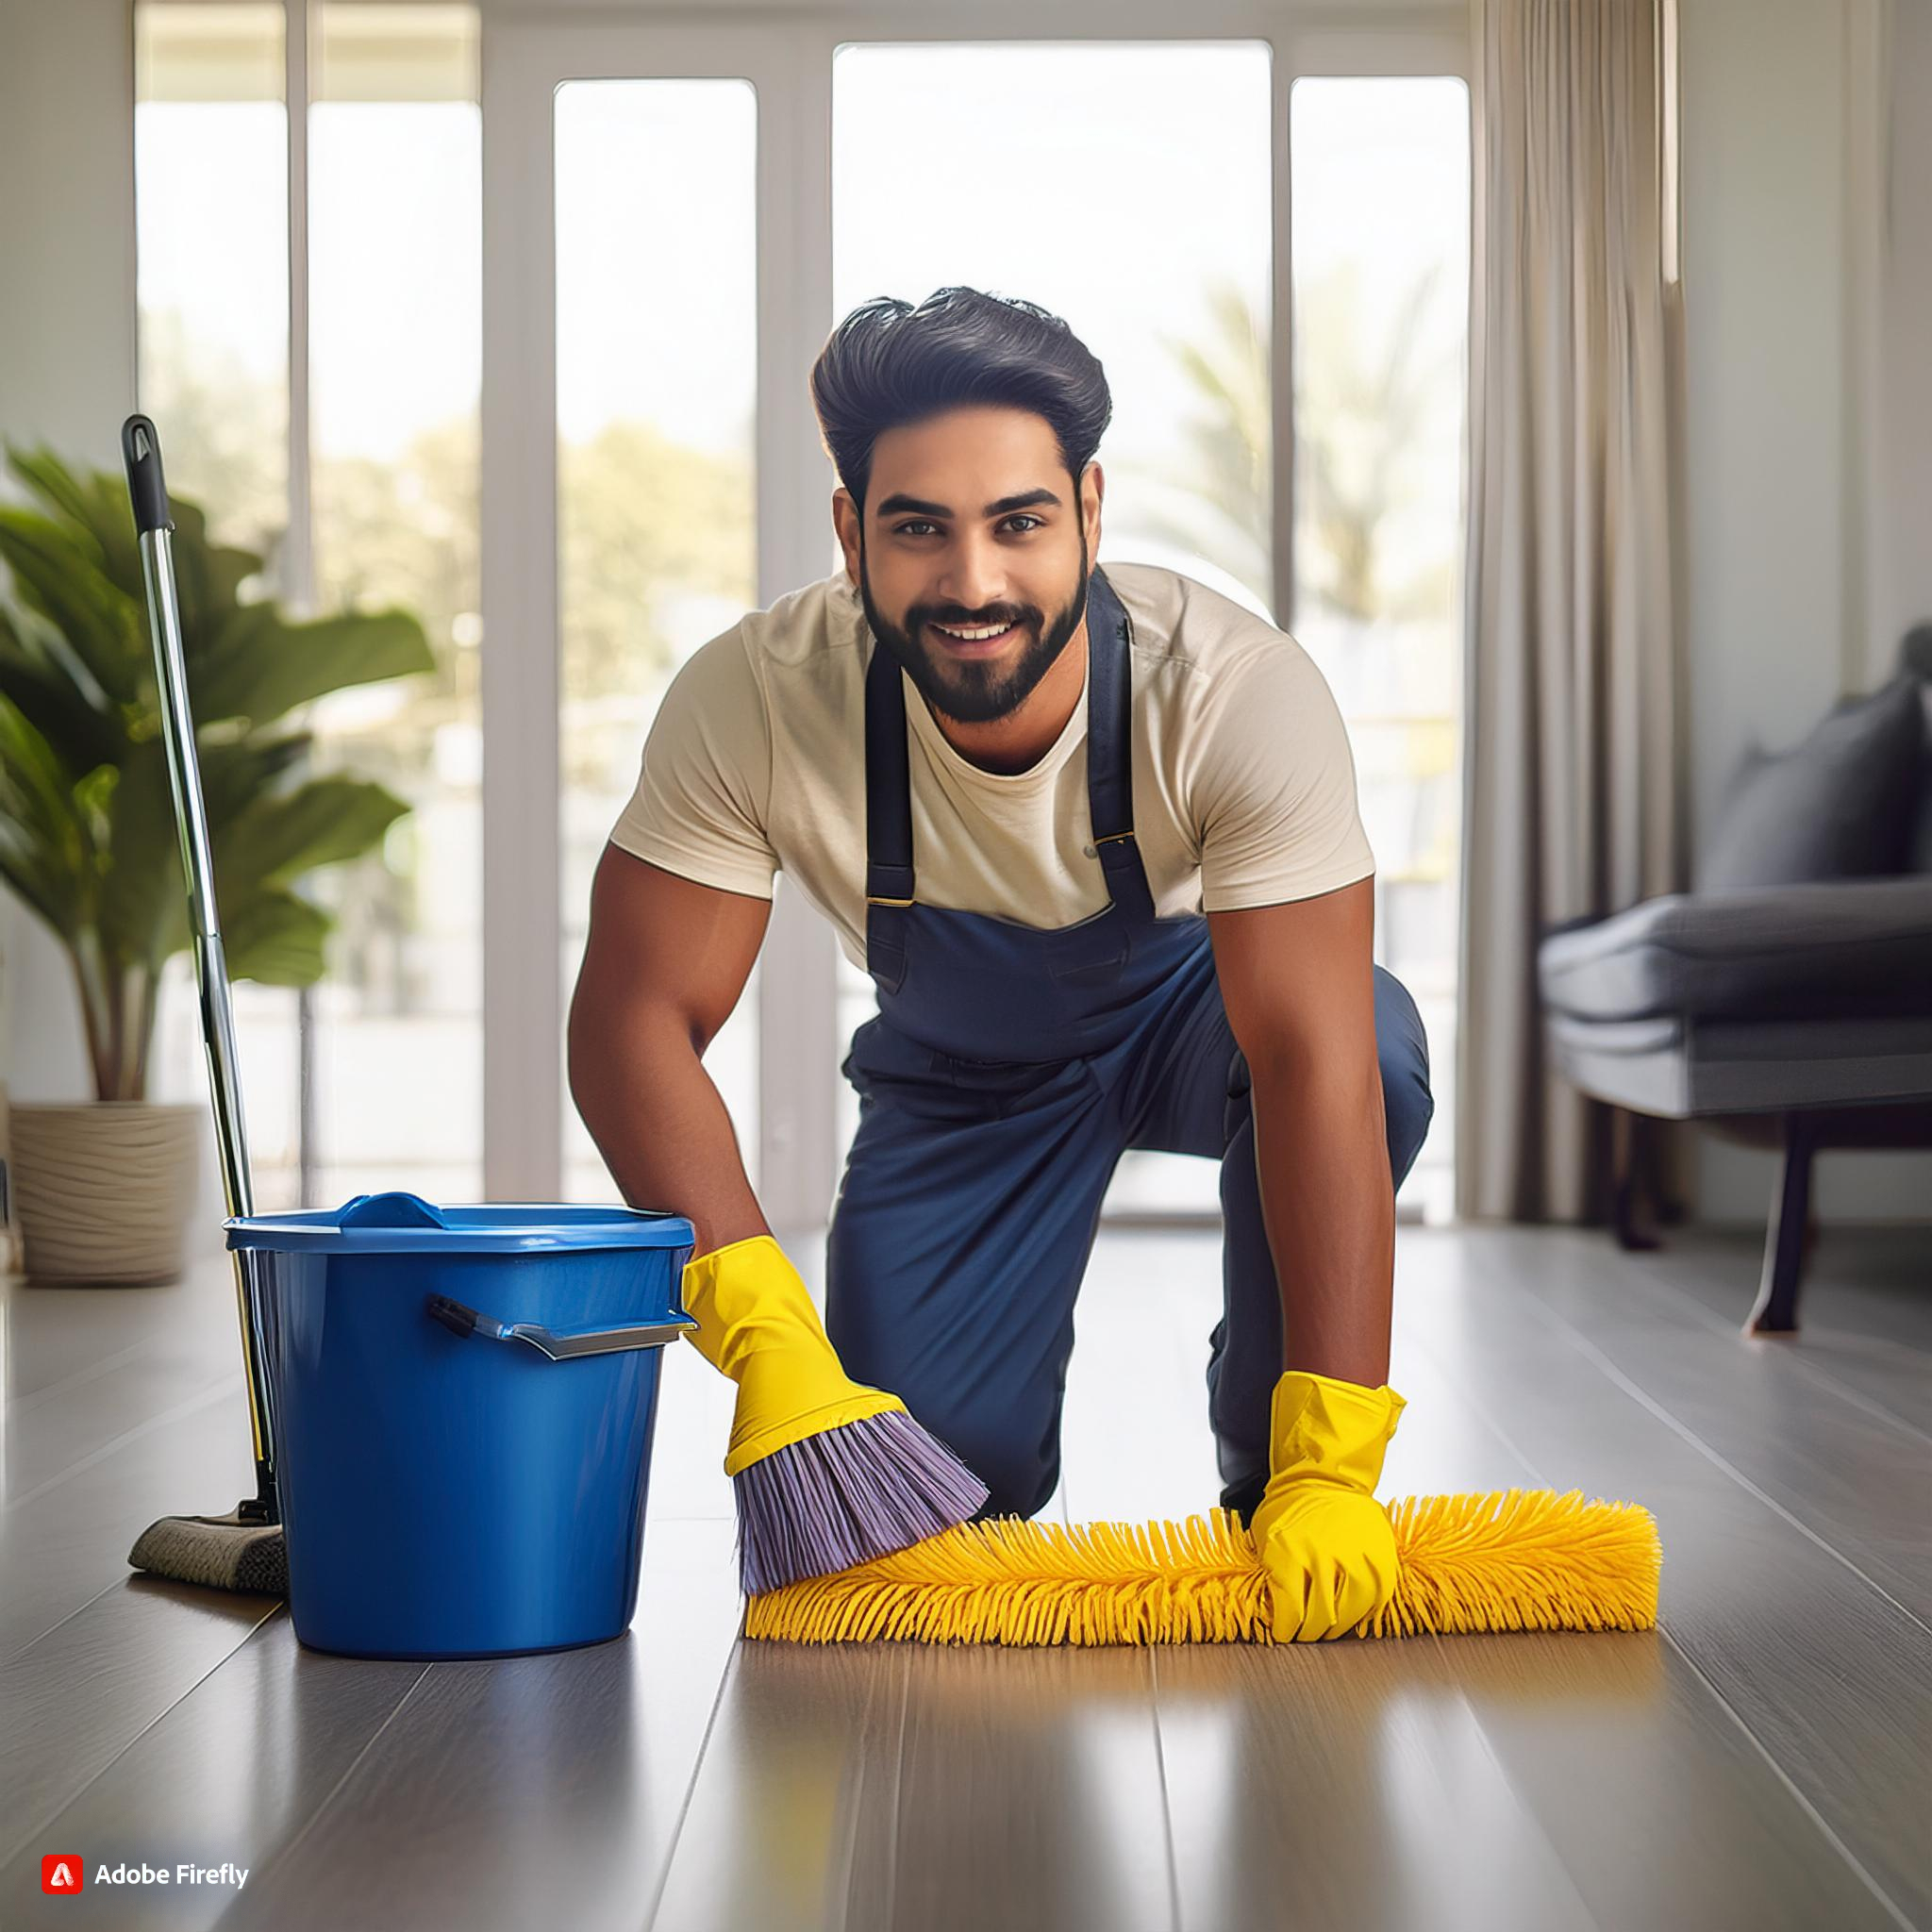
top-left (42, 1856), bottom-right (85, 1894)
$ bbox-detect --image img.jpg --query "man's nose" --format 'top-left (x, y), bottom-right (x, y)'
top-left (935, 533), bottom-right (1010, 617)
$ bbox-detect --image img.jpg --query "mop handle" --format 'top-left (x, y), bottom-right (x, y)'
top-left (121, 415), bottom-right (255, 1223)
top-left (122, 415), bottom-right (276, 1515)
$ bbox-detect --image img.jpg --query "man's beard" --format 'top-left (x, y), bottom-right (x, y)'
top-left (858, 527), bottom-right (1091, 726)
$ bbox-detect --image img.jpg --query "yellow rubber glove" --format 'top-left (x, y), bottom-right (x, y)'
top-left (680, 1234), bottom-right (906, 1477)
top-left (1248, 1368), bottom-right (1407, 1641)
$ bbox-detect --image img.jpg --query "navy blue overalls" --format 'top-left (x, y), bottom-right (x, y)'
top-left (824, 564), bottom-right (1434, 1521)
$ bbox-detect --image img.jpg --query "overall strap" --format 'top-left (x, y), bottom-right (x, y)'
top-left (863, 637), bottom-right (916, 910)
top-left (1079, 566), bottom-right (1156, 924)
top-left (862, 619), bottom-right (914, 991)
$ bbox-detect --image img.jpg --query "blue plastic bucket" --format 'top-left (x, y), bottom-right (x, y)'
top-left (226, 1190), bottom-right (696, 1660)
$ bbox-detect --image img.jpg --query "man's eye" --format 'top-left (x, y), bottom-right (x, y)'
top-left (891, 515), bottom-right (1044, 536)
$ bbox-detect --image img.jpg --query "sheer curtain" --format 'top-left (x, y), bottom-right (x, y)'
top-left (1457, 0), bottom-right (1690, 1221)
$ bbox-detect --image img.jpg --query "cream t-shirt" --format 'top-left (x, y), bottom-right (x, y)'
top-left (608, 560), bottom-right (1374, 971)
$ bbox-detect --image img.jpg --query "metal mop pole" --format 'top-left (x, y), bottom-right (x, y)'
top-left (122, 412), bottom-right (278, 1527)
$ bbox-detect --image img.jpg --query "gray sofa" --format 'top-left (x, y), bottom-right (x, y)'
top-left (1538, 627), bottom-right (1932, 1334)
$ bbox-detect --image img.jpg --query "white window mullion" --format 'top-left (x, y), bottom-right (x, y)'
top-left (286, 0), bottom-right (320, 1204)
top-left (284, 0), bottom-right (313, 615)
top-left (755, 25), bottom-right (841, 1239)
top-left (479, 20), bottom-right (563, 1201)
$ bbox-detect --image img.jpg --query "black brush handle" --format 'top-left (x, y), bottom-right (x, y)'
top-left (122, 414), bottom-right (175, 535)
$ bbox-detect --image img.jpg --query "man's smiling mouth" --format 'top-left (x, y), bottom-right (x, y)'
top-left (930, 619), bottom-right (1021, 653)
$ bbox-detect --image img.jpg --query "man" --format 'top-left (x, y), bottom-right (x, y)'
top-left (570, 287), bottom-right (1434, 1639)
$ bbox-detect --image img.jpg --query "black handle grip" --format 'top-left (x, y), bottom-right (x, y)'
top-left (121, 414), bottom-right (175, 535)
top-left (426, 1294), bottom-right (481, 1340)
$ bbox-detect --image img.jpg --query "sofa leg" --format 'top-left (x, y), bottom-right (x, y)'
top-left (1610, 1107), bottom-right (1663, 1252)
top-left (1746, 1113), bottom-right (1815, 1337)
top-left (1639, 1115), bottom-right (1689, 1227)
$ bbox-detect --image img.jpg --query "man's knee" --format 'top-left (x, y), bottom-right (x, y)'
top-left (970, 1463), bottom-right (1058, 1523)
top-left (830, 1307), bottom-right (1058, 1519)
top-left (909, 1402), bottom-right (1059, 1522)
top-left (1383, 1054), bottom-right (1435, 1187)
top-left (1373, 968), bottom-right (1435, 1186)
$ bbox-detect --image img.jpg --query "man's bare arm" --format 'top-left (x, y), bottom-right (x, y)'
top-left (567, 843), bottom-right (774, 1257)
top-left (1206, 875), bottom-right (1392, 1388)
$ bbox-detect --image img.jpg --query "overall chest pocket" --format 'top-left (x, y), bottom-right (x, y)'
top-left (1045, 918), bottom-right (1130, 989)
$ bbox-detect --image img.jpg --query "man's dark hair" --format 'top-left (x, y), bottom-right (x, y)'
top-left (809, 287), bottom-right (1112, 514)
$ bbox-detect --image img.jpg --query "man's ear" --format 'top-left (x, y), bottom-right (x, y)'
top-left (832, 488), bottom-right (861, 584)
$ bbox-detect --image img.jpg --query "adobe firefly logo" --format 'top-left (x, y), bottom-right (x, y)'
top-left (40, 1856), bottom-right (251, 1893)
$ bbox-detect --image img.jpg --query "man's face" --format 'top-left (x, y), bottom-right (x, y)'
top-left (837, 405), bottom-right (1101, 725)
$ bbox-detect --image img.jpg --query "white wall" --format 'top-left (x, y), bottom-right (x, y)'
top-left (0, 0), bottom-right (137, 1108)
top-left (1882, 0), bottom-right (1932, 653)
top-left (1681, 0), bottom-right (1932, 1225)
top-left (0, 0), bottom-right (234, 1253)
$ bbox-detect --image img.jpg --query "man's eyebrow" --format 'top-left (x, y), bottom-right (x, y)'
top-left (874, 487), bottom-right (1063, 521)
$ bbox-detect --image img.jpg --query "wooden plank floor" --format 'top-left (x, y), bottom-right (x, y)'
top-left (3, 1220), bottom-right (1928, 1930)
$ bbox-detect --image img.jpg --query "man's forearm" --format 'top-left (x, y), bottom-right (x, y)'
top-left (1248, 1052), bottom-right (1395, 1387)
top-left (570, 1011), bottom-right (770, 1258)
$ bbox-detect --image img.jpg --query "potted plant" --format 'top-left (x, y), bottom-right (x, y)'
top-left (0, 442), bottom-right (434, 1284)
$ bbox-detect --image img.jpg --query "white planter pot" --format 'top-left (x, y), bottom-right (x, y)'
top-left (9, 1102), bottom-right (203, 1286)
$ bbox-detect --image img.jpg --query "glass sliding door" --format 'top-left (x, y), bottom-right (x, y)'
top-left (137, 1), bottom-right (485, 1211)
top-left (553, 76), bottom-right (762, 1200)
top-left (1288, 75), bottom-right (1469, 1224)
top-left (137, 3), bottom-right (299, 1206)
top-left (483, 18), bottom-right (827, 1213)
top-left (485, 14), bottom-right (1466, 1227)
top-left (305, 4), bottom-right (483, 1206)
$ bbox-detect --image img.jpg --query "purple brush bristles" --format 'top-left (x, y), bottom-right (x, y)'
top-left (733, 1408), bottom-right (991, 1597)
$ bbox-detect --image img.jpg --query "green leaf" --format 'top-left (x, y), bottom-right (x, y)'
top-left (3, 441), bottom-right (264, 631)
top-left (0, 836), bottom-right (74, 942)
top-left (0, 603), bottom-right (123, 774)
top-left (0, 441), bottom-right (432, 1062)
top-left (0, 694), bottom-right (96, 937)
top-left (221, 885), bottom-right (332, 986)
top-left (191, 730), bottom-right (312, 824)
top-left (98, 739), bottom-right (191, 968)
top-left (163, 496), bottom-right (266, 643)
top-left (216, 775), bottom-right (408, 892)
top-left (0, 508), bottom-right (143, 708)
top-left (192, 602), bottom-right (435, 725)
top-left (4, 443), bottom-right (145, 604)
top-left (71, 762), bottom-right (119, 846)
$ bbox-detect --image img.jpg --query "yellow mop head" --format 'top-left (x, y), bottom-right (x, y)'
top-left (742, 1488), bottom-right (1660, 1645)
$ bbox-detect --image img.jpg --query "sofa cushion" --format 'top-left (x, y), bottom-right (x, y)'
top-left (1912, 678), bottom-right (1932, 873)
top-left (1699, 674), bottom-right (1925, 889)
top-left (1538, 876), bottom-right (1932, 1023)
top-left (1903, 624), bottom-right (1932, 870)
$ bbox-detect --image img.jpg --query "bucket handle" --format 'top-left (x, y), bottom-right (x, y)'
top-left (427, 1294), bottom-right (696, 1362)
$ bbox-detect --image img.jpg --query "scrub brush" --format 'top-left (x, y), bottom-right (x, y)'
top-left (742, 1488), bottom-right (1661, 1644)
top-left (681, 1234), bottom-right (989, 1594)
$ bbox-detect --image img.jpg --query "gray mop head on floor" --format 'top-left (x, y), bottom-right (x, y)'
top-left (128, 1510), bottom-right (288, 1596)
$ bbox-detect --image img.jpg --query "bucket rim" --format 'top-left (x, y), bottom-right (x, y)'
top-left (225, 1193), bottom-right (695, 1256)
